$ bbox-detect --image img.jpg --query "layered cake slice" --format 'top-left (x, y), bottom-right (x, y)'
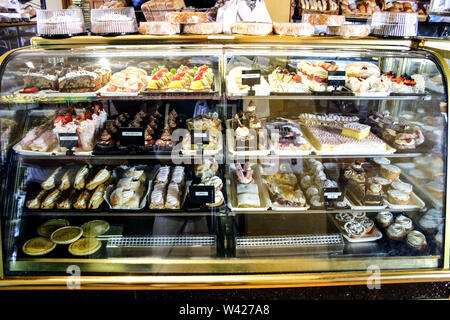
top-left (58, 69), bottom-right (102, 92)
top-left (341, 122), bottom-right (371, 140)
top-left (23, 71), bottom-right (58, 90)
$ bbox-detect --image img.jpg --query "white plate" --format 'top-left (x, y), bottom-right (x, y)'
top-left (309, 143), bottom-right (396, 156)
top-left (13, 144), bottom-right (93, 156)
top-left (43, 90), bottom-right (99, 98)
top-left (269, 141), bottom-right (313, 156)
top-left (330, 214), bottom-right (383, 243)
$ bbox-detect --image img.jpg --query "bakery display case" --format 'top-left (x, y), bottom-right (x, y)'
top-left (0, 36), bottom-right (448, 288)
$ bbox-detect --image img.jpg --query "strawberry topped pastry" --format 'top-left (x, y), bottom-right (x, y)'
top-left (268, 67), bottom-right (308, 93)
top-left (53, 102), bottom-right (107, 151)
top-left (383, 72), bottom-right (425, 94)
top-left (190, 65), bottom-right (214, 91)
top-left (105, 67), bottom-right (148, 93)
top-left (146, 66), bottom-right (173, 90)
top-left (345, 62), bottom-right (390, 94)
top-left (168, 65), bottom-right (194, 90)
top-left (297, 61), bottom-right (339, 92)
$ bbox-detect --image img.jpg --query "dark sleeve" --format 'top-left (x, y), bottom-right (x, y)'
top-left (184, 0), bottom-right (217, 8)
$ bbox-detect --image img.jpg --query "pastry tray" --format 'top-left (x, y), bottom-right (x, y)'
top-left (104, 165), bottom-right (156, 211)
top-left (227, 163), bottom-right (270, 212)
top-left (383, 191), bottom-right (426, 210)
top-left (260, 175), bottom-right (310, 212)
top-left (143, 74), bottom-right (219, 96)
top-left (308, 142), bottom-right (396, 156)
top-left (330, 213), bottom-right (383, 243)
top-left (225, 119), bottom-right (270, 157)
top-left (147, 178), bottom-right (191, 212)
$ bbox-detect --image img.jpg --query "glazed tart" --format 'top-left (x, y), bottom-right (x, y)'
top-left (380, 164), bottom-right (401, 181)
top-left (81, 220), bottom-right (110, 238)
top-left (69, 238), bottom-right (102, 256)
top-left (50, 226), bottom-right (83, 244)
top-left (390, 181), bottom-right (412, 195)
top-left (37, 219), bottom-right (69, 238)
top-left (22, 237), bottom-right (56, 256)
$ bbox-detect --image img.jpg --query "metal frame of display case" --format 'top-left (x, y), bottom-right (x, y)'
top-left (0, 35), bottom-right (448, 289)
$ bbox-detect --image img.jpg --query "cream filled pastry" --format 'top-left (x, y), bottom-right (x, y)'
top-left (376, 211), bottom-right (393, 227)
top-left (407, 230), bottom-right (427, 249)
top-left (386, 223), bottom-right (406, 240)
top-left (395, 215), bottom-right (413, 232)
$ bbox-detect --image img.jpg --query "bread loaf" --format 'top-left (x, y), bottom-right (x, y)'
top-left (273, 22), bottom-right (314, 36)
top-left (230, 22), bottom-right (273, 35)
top-left (330, 24), bottom-right (370, 37)
top-left (302, 13), bottom-right (345, 26)
top-left (183, 22), bottom-right (223, 34)
top-left (139, 21), bottom-right (180, 35)
top-left (165, 11), bottom-right (207, 24)
top-left (141, 0), bottom-right (185, 22)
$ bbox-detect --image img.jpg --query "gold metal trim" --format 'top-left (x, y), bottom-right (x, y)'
top-left (417, 45), bottom-right (450, 269)
top-left (1, 269), bottom-right (450, 289)
top-left (0, 22), bottom-right (36, 27)
top-left (31, 35), bottom-right (414, 50)
top-left (7, 255), bottom-right (439, 274)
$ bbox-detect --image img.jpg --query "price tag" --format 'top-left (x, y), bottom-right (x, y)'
top-left (58, 133), bottom-right (79, 150)
top-left (119, 127), bottom-right (144, 147)
top-left (189, 185), bottom-right (215, 204)
top-left (328, 71), bottom-right (346, 87)
top-left (190, 131), bottom-right (210, 145)
top-left (242, 70), bottom-right (261, 86)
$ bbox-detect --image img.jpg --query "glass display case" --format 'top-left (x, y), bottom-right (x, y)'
top-left (0, 36), bottom-right (448, 288)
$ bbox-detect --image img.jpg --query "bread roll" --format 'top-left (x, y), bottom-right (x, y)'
top-left (165, 11), bottom-right (207, 24)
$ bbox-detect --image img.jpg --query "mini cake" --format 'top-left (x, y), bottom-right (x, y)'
top-left (395, 215), bottom-right (413, 233)
top-left (391, 181), bottom-right (413, 195)
top-left (376, 211), bottom-right (393, 228)
top-left (371, 157), bottom-right (391, 167)
top-left (406, 230), bottom-right (427, 250)
top-left (341, 122), bottom-right (371, 140)
top-left (387, 189), bottom-right (410, 205)
top-left (380, 164), bottom-right (401, 181)
top-left (386, 223), bottom-right (406, 241)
